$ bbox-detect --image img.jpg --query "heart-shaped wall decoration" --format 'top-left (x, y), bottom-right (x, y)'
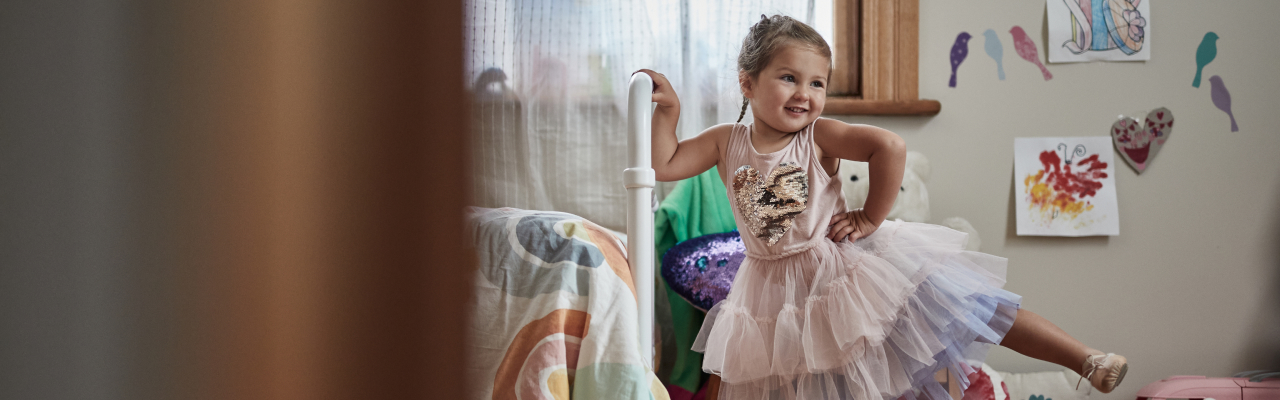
top-left (1111, 107), bottom-right (1173, 174)
top-left (732, 162), bottom-right (808, 245)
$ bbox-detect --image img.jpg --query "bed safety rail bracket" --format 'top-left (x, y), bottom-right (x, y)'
top-left (623, 168), bottom-right (655, 189)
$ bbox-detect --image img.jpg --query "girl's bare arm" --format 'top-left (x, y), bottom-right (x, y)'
top-left (813, 118), bottom-right (906, 241)
top-left (636, 69), bottom-right (727, 182)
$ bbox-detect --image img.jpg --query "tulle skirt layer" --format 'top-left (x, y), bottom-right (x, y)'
top-left (692, 221), bottom-right (1022, 400)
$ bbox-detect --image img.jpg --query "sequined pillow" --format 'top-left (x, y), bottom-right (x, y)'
top-left (660, 231), bottom-right (744, 311)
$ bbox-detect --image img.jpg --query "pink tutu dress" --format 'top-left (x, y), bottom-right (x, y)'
top-left (693, 122), bottom-right (1021, 400)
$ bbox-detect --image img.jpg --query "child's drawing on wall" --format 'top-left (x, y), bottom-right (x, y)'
top-left (1015, 137), bottom-right (1120, 236)
top-left (1047, 0), bottom-right (1151, 63)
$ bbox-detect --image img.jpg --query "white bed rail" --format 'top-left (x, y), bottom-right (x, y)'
top-left (625, 72), bottom-right (656, 368)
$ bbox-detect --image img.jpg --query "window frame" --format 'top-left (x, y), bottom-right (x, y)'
top-left (824, 0), bottom-right (940, 116)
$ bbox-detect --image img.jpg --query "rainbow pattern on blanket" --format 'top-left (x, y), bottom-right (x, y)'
top-left (466, 207), bottom-right (669, 400)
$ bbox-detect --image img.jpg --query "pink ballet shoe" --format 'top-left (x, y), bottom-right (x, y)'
top-left (1076, 353), bottom-right (1128, 393)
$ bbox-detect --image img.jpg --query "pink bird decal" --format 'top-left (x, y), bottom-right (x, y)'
top-left (1010, 25), bottom-right (1053, 81)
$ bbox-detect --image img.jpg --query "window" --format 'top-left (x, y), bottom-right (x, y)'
top-left (824, 0), bottom-right (940, 115)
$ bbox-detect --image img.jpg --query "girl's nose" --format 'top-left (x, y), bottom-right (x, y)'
top-left (793, 89), bottom-right (809, 101)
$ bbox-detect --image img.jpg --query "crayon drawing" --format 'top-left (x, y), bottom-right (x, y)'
top-left (1047, 0), bottom-right (1151, 63)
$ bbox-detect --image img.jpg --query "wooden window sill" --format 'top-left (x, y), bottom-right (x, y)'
top-left (823, 97), bottom-right (941, 116)
top-left (826, 0), bottom-right (938, 117)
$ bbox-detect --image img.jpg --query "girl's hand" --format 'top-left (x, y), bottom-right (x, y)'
top-left (635, 69), bottom-right (679, 110)
top-left (828, 209), bottom-right (880, 242)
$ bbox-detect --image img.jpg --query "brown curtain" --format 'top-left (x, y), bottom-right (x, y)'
top-left (129, 0), bottom-right (472, 398)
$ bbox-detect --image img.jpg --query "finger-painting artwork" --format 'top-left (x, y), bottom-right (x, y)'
top-left (1047, 0), bottom-right (1151, 63)
top-left (1015, 137), bottom-right (1120, 236)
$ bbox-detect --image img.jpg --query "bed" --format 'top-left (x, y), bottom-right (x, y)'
top-left (464, 75), bottom-right (663, 400)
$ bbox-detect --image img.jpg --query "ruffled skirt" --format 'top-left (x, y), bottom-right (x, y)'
top-left (692, 221), bottom-right (1021, 400)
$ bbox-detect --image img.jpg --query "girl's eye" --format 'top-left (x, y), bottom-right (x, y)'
top-left (782, 75), bottom-right (795, 83)
top-left (811, 81), bottom-right (825, 88)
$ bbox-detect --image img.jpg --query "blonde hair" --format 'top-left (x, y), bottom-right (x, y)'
top-left (737, 14), bottom-right (832, 123)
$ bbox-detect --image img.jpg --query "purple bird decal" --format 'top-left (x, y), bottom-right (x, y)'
top-left (949, 32), bottom-right (971, 88)
top-left (1209, 75), bottom-right (1238, 132)
top-left (1010, 26), bottom-right (1053, 81)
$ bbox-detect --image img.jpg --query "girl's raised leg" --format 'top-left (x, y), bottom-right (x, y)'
top-left (998, 309), bottom-right (1128, 393)
top-left (999, 309), bottom-right (1097, 374)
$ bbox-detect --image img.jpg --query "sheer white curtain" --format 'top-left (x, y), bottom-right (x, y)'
top-left (467, 0), bottom-right (823, 230)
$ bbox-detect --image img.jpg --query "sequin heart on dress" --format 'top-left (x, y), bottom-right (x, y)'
top-left (733, 162), bottom-right (808, 245)
top-left (1111, 107), bottom-right (1173, 174)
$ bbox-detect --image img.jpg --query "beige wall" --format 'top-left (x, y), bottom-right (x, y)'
top-left (830, 1), bottom-right (1280, 398)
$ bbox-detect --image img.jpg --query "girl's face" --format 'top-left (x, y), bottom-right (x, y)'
top-left (742, 44), bottom-right (829, 134)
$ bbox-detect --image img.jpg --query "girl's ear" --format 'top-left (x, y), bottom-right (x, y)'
top-left (739, 72), bottom-right (754, 99)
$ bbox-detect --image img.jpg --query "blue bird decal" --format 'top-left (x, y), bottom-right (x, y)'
top-left (983, 29), bottom-right (1004, 80)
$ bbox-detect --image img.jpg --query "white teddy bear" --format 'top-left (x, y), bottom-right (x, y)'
top-left (838, 151), bottom-right (983, 251)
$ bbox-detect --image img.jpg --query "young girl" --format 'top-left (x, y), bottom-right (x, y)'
top-left (639, 15), bottom-right (1128, 400)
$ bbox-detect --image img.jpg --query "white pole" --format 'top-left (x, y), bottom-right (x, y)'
top-left (625, 72), bottom-right (656, 369)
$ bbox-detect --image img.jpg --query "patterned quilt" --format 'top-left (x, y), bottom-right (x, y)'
top-left (466, 207), bottom-right (669, 400)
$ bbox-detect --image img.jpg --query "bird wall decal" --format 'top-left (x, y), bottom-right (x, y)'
top-left (949, 32), bottom-right (972, 88)
top-left (1193, 32), bottom-right (1218, 88)
top-left (1208, 75), bottom-right (1238, 132)
top-left (983, 29), bottom-right (1005, 80)
top-left (1010, 26), bottom-right (1053, 81)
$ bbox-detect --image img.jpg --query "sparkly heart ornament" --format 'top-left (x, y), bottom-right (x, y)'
top-left (733, 162), bottom-right (808, 245)
top-left (1111, 107), bottom-right (1173, 174)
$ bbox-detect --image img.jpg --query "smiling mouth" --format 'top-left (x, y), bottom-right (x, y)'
top-left (785, 106), bottom-right (808, 114)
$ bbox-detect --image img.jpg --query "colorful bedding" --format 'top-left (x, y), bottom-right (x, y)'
top-left (466, 207), bottom-right (669, 400)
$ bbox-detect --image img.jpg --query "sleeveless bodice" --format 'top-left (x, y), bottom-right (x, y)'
top-left (722, 122), bottom-right (847, 260)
